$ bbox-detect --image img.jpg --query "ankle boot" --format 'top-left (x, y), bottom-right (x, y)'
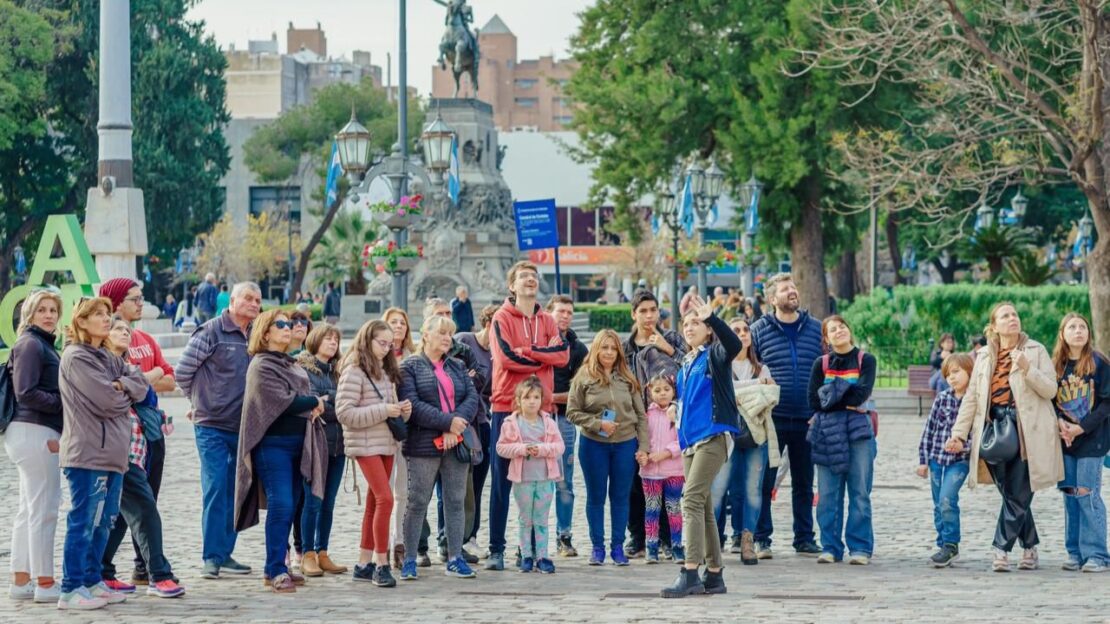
top-left (701, 568), bottom-right (727, 594)
top-left (740, 530), bottom-right (758, 566)
top-left (317, 550), bottom-right (348, 574)
top-left (393, 545), bottom-right (405, 571)
top-left (301, 551), bottom-right (324, 577)
top-left (660, 567), bottom-right (704, 599)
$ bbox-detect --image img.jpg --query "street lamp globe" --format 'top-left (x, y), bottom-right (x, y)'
top-left (658, 185), bottom-right (677, 220)
top-left (1079, 212), bottom-right (1094, 241)
top-left (336, 109), bottom-right (372, 176)
top-left (705, 161), bottom-right (725, 201)
top-left (975, 200), bottom-right (994, 230)
top-left (421, 112), bottom-right (455, 174)
top-left (686, 162), bottom-right (706, 197)
top-left (1010, 189), bottom-right (1029, 222)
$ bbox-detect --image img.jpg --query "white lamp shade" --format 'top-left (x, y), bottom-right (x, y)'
top-left (687, 163), bottom-right (706, 196)
top-left (336, 113), bottom-right (372, 175)
top-left (705, 161), bottom-right (725, 199)
top-left (421, 115), bottom-right (454, 172)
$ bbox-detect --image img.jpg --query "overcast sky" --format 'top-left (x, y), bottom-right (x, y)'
top-left (186, 0), bottom-right (594, 95)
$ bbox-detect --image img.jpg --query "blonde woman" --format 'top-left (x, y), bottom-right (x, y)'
top-left (381, 307), bottom-right (414, 568)
top-left (6, 289), bottom-right (64, 603)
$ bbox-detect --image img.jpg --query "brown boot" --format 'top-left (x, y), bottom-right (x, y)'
top-left (300, 551), bottom-right (324, 577)
top-left (316, 550), bottom-right (348, 574)
top-left (740, 531), bottom-right (758, 566)
top-left (393, 544), bottom-right (405, 571)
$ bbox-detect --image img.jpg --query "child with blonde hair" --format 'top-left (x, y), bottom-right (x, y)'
top-left (638, 374), bottom-right (684, 564)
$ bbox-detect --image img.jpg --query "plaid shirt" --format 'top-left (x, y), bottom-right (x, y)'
top-left (127, 410), bottom-right (147, 468)
top-left (918, 389), bottom-right (969, 466)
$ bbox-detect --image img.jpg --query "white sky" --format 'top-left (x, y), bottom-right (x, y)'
top-left (186, 0), bottom-right (594, 95)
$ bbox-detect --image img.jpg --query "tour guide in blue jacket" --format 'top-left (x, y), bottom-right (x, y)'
top-left (661, 298), bottom-right (741, 599)
top-left (750, 273), bottom-right (824, 557)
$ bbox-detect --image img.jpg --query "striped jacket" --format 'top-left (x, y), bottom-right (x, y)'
top-left (175, 311), bottom-right (251, 432)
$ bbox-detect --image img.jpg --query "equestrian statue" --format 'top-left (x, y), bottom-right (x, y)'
top-left (433, 0), bottom-right (480, 97)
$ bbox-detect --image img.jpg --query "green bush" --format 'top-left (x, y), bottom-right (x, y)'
top-left (271, 303), bottom-right (324, 321)
top-left (840, 285), bottom-right (1090, 371)
top-left (580, 303), bottom-right (634, 332)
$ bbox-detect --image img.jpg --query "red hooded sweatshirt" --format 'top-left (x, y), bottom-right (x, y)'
top-left (490, 297), bottom-right (569, 413)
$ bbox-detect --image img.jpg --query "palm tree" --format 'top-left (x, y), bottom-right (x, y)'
top-left (963, 224), bottom-right (1036, 281)
top-left (310, 209), bottom-right (381, 295)
top-left (1004, 250), bottom-right (1056, 286)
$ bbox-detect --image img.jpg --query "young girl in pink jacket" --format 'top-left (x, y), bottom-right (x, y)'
top-left (638, 375), bottom-right (684, 564)
top-left (496, 376), bottom-right (565, 574)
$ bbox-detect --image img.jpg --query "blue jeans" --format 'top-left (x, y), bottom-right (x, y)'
top-left (195, 425), bottom-right (240, 565)
top-left (555, 414), bottom-right (577, 537)
top-left (301, 453), bottom-right (345, 552)
top-left (62, 468), bottom-right (123, 593)
top-left (816, 438), bottom-right (876, 560)
top-left (488, 411), bottom-right (514, 554)
top-left (254, 435), bottom-right (303, 578)
top-left (757, 427), bottom-right (815, 547)
top-left (578, 436), bottom-right (638, 550)
top-left (929, 460), bottom-right (969, 547)
top-left (1060, 454), bottom-right (1110, 566)
top-left (728, 444), bottom-right (768, 537)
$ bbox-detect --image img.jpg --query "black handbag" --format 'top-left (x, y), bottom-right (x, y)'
top-left (980, 406), bottom-right (1019, 464)
top-left (0, 361), bottom-right (16, 435)
top-left (455, 425), bottom-right (483, 466)
top-left (367, 376), bottom-right (407, 442)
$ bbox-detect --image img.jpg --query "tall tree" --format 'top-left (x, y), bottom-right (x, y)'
top-left (243, 80), bottom-right (424, 296)
top-left (565, 0), bottom-right (885, 316)
top-left (811, 0), bottom-right (1110, 345)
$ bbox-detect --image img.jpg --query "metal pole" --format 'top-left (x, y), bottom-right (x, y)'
top-left (670, 230), bottom-right (680, 326)
top-left (696, 213), bottom-right (708, 297)
top-left (287, 200), bottom-right (294, 296)
top-left (869, 202), bottom-right (878, 293)
top-left (741, 231), bottom-right (754, 298)
top-left (395, 0), bottom-right (409, 312)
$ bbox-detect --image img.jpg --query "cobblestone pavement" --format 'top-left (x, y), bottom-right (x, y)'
top-left (1, 398), bottom-right (1107, 623)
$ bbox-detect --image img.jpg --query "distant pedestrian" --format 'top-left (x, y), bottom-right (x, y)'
top-left (195, 274), bottom-right (218, 323)
top-left (323, 282), bottom-right (342, 325)
top-left (451, 286), bottom-right (475, 333)
top-left (161, 294), bottom-right (177, 320)
top-left (216, 284), bottom-right (230, 317)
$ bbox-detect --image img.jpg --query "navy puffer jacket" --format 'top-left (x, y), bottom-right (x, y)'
top-left (750, 311), bottom-right (824, 431)
top-left (398, 354), bottom-right (479, 458)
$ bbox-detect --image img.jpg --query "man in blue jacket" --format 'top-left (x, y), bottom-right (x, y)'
top-left (750, 273), bottom-right (824, 558)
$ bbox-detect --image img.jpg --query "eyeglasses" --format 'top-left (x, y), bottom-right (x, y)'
top-left (273, 320), bottom-right (293, 330)
top-left (123, 296), bottom-right (144, 304)
top-left (373, 339), bottom-right (393, 350)
top-left (293, 318), bottom-right (310, 327)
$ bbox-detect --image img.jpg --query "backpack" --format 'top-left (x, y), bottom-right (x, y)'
top-left (821, 350), bottom-right (879, 435)
top-left (0, 361), bottom-right (17, 434)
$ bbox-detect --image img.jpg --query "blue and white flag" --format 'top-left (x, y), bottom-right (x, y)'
top-left (324, 140), bottom-right (343, 208)
top-left (708, 202), bottom-right (719, 227)
top-left (447, 135), bottom-right (460, 206)
top-left (651, 212), bottom-right (661, 236)
top-left (680, 174), bottom-right (695, 237)
top-left (745, 185), bottom-right (761, 234)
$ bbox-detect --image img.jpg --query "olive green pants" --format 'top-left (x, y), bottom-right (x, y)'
top-left (682, 434), bottom-right (728, 569)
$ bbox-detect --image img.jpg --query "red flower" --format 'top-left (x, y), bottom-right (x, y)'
top-left (362, 260), bottom-right (369, 268)
top-left (376, 263), bottom-right (385, 273)
top-left (387, 241), bottom-right (396, 252)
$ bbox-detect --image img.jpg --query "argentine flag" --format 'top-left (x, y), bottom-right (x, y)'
top-left (745, 184), bottom-right (761, 234)
top-left (324, 140), bottom-right (343, 208)
top-left (447, 135), bottom-right (461, 206)
top-left (680, 174), bottom-right (695, 237)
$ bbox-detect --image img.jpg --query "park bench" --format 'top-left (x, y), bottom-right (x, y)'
top-left (907, 365), bottom-right (936, 417)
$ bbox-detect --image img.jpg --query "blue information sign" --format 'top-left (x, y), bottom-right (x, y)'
top-left (513, 199), bottom-right (559, 251)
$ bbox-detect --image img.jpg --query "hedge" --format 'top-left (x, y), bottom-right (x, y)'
top-left (839, 285), bottom-right (1091, 371)
top-left (579, 303), bottom-right (634, 332)
top-left (272, 303), bottom-right (324, 321)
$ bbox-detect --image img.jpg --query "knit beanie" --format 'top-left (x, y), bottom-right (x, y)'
top-left (98, 277), bottom-right (140, 312)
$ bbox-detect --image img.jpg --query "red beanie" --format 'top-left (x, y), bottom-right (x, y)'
top-left (98, 278), bottom-right (140, 311)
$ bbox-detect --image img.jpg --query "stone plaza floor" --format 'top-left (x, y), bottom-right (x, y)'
top-left (1, 397), bottom-right (1107, 623)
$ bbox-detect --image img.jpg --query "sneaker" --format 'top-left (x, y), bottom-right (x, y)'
top-left (624, 541), bottom-right (645, 559)
top-left (263, 572), bottom-right (305, 587)
top-left (221, 558), bottom-right (252, 575)
top-left (848, 554), bottom-right (871, 566)
top-left (400, 560), bottom-right (418, 581)
top-left (610, 547), bottom-right (630, 566)
top-left (416, 553), bottom-right (432, 568)
top-left (484, 552), bottom-right (505, 571)
top-left (1018, 547), bottom-right (1038, 570)
top-left (352, 562), bottom-right (375, 583)
top-left (519, 557), bottom-right (534, 573)
top-left (437, 544), bottom-right (448, 563)
top-left (701, 568), bottom-right (727, 595)
top-left (756, 541), bottom-right (773, 560)
top-left (445, 557), bottom-right (476, 578)
top-left (90, 581), bottom-right (128, 604)
top-left (992, 548), bottom-right (1011, 572)
top-left (670, 545), bottom-right (686, 565)
top-left (103, 578), bottom-right (136, 594)
top-left (795, 541), bottom-right (821, 556)
top-left (1082, 560), bottom-right (1109, 573)
top-left (463, 539), bottom-right (482, 559)
top-left (646, 544), bottom-right (660, 564)
top-left (1062, 558), bottom-right (1082, 572)
top-left (729, 535), bottom-right (743, 554)
top-left (588, 547), bottom-right (605, 566)
top-left (372, 564), bottom-right (397, 587)
top-left (130, 566), bottom-right (150, 586)
top-left (536, 558), bottom-right (556, 574)
top-left (930, 544), bottom-right (959, 568)
top-left (817, 552), bottom-right (837, 564)
top-left (660, 568), bottom-right (704, 599)
top-left (33, 583), bottom-right (61, 603)
top-left (461, 549), bottom-right (479, 564)
top-left (57, 587), bottom-right (107, 610)
top-left (8, 582), bottom-right (34, 600)
top-left (201, 559), bottom-right (220, 579)
top-left (740, 531), bottom-right (758, 566)
top-left (269, 573), bottom-right (296, 593)
top-left (146, 579), bottom-right (185, 598)
top-left (662, 544), bottom-right (673, 560)
top-left (556, 535), bottom-right (578, 558)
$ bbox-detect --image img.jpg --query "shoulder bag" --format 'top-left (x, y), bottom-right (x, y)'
top-left (367, 375), bottom-right (407, 442)
top-left (979, 405), bottom-right (1019, 464)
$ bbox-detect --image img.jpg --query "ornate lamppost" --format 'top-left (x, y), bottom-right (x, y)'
top-left (685, 161), bottom-right (725, 296)
top-left (652, 185), bottom-right (682, 325)
top-left (735, 173), bottom-right (764, 298)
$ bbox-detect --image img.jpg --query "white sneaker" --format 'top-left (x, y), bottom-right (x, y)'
top-left (817, 552), bottom-right (837, 564)
top-left (1082, 560), bottom-right (1109, 573)
top-left (463, 538), bottom-right (482, 558)
top-left (992, 548), bottom-right (1011, 572)
top-left (1018, 546), bottom-right (1038, 570)
top-left (57, 587), bottom-right (107, 610)
top-left (849, 554), bottom-right (871, 566)
top-left (34, 583), bottom-right (61, 603)
top-left (90, 581), bottom-right (128, 604)
top-left (8, 582), bottom-right (34, 600)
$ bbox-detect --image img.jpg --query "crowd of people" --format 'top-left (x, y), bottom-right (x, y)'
top-left (3, 263), bottom-right (1108, 608)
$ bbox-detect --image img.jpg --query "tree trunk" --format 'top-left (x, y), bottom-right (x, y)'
top-left (884, 213), bottom-right (903, 285)
top-left (291, 192), bottom-right (345, 296)
top-left (1087, 238), bottom-right (1109, 350)
top-left (834, 249), bottom-right (856, 304)
top-left (792, 175), bottom-right (830, 319)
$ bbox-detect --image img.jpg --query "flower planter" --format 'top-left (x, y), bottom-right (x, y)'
top-left (372, 210), bottom-right (419, 231)
top-left (695, 249), bottom-right (721, 264)
top-left (371, 255), bottom-right (420, 274)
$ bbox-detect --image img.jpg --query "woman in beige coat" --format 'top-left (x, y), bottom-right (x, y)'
top-left (945, 302), bottom-right (1062, 573)
top-left (336, 320), bottom-right (411, 587)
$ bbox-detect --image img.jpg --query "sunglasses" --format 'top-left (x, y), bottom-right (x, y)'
top-left (293, 318), bottom-right (310, 327)
top-left (273, 320), bottom-right (293, 330)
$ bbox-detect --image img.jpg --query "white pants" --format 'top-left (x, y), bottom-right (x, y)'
top-left (4, 422), bottom-right (62, 578)
top-left (389, 453), bottom-right (408, 552)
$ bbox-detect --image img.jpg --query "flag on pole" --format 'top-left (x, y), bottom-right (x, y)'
top-left (680, 174), bottom-right (695, 237)
top-left (745, 185), bottom-right (761, 234)
top-left (708, 202), bottom-right (719, 227)
top-left (447, 135), bottom-right (460, 206)
top-left (324, 140), bottom-right (343, 208)
top-left (651, 212), bottom-right (661, 236)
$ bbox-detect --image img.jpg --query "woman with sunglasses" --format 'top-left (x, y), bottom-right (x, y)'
top-left (288, 311), bottom-right (312, 357)
top-left (233, 310), bottom-right (327, 593)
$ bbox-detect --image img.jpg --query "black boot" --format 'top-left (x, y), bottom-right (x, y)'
top-left (661, 568), bottom-right (704, 599)
top-left (701, 568), bottom-right (727, 594)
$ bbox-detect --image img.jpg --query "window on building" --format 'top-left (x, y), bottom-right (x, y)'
top-left (514, 97), bottom-right (538, 108)
top-left (249, 186), bottom-right (301, 234)
top-left (514, 78), bottom-right (537, 90)
top-left (570, 207), bottom-right (596, 245)
top-left (553, 115), bottom-right (573, 126)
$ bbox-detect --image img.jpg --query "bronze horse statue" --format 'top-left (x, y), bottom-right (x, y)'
top-left (434, 0), bottom-right (479, 97)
